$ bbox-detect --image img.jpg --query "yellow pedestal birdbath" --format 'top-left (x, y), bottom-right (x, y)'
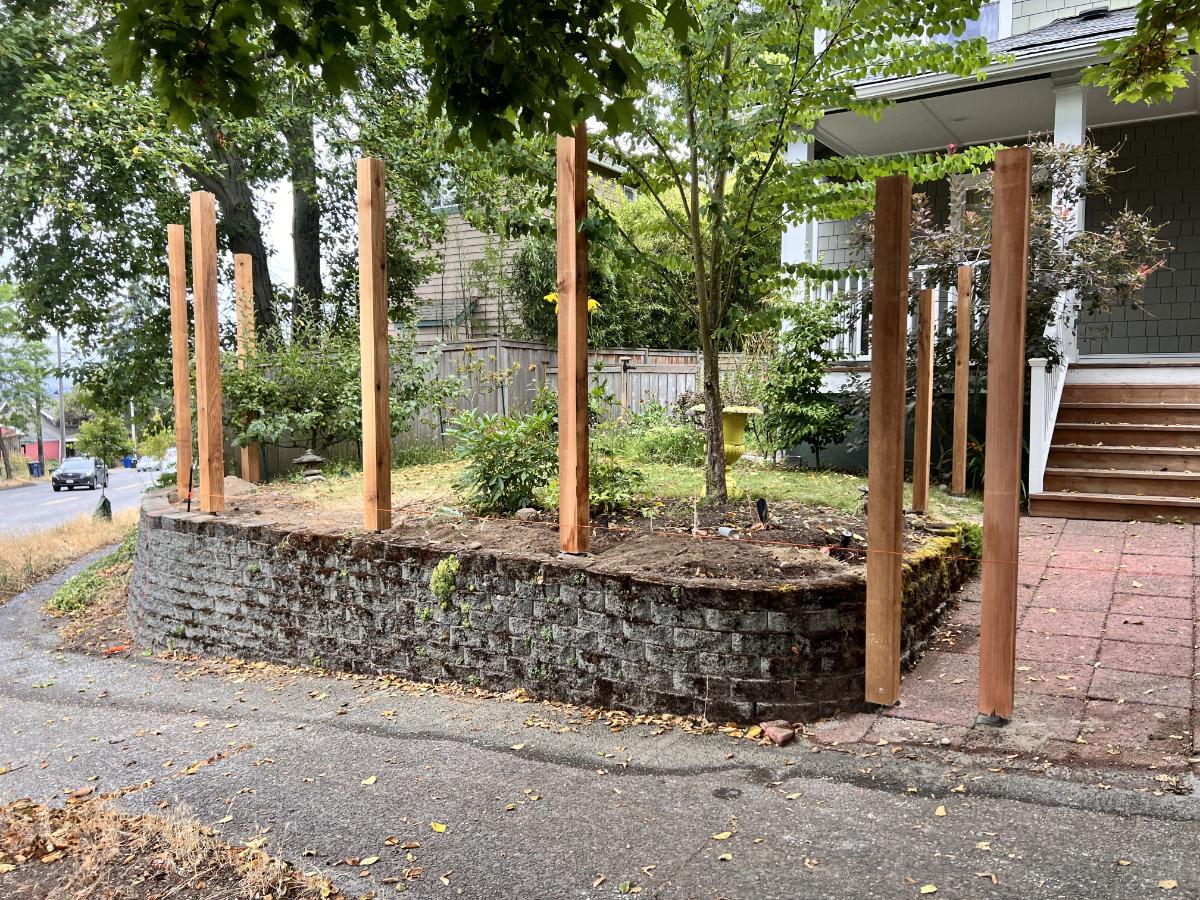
top-left (690, 405), bottom-right (762, 497)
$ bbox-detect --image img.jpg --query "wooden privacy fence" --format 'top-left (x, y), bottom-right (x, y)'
top-left (250, 339), bottom-right (729, 474)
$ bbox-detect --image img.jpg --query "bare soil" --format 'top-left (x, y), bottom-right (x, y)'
top-left (220, 489), bottom-right (952, 583)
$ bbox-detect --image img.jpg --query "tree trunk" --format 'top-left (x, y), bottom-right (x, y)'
top-left (699, 318), bottom-right (727, 501)
top-left (190, 122), bottom-right (278, 336)
top-left (0, 433), bottom-right (13, 480)
top-left (285, 104), bottom-right (323, 330)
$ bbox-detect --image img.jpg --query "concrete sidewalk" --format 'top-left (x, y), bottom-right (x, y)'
top-left (1, 548), bottom-right (1199, 898)
top-left (811, 518), bottom-right (1199, 779)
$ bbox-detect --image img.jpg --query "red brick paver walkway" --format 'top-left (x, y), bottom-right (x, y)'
top-left (810, 518), bottom-right (1199, 774)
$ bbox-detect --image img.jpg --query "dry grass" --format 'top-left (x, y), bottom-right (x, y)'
top-left (0, 509), bottom-right (138, 605)
top-left (272, 461), bottom-right (460, 515)
top-left (0, 798), bottom-right (339, 899)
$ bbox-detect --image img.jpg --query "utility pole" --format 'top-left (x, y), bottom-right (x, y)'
top-left (56, 331), bottom-right (67, 460)
top-left (129, 398), bottom-right (137, 445)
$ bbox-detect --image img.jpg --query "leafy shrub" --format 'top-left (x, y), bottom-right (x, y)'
top-left (538, 450), bottom-right (644, 514)
top-left (761, 298), bottom-right (851, 466)
top-left (598, 402), bottom-right (704, 465)
top-left (446, 409), bottom-right (558, 513)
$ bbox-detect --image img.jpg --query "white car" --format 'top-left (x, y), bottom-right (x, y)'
top-left (136, 456), bottom-right (160, 472)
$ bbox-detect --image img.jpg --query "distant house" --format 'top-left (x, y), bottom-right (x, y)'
top-left (19, 407), bottom-right (79, 462)
top-left (411, 156), bottom-right (631, 346)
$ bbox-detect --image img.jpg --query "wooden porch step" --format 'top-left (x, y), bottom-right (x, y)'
top-left (1061, 383), bottom-right (1200, 404)
top-left (1046, 445), bottom-right (1200, 472)
top-left (1027, 491), bottom-right (1200, 524)
top-left (1056, 402), bottom-right (1200, 426)
top-left (1051, 422), bottom-right (1200, 449)
top-left (1043, 467), bottom-right (1200, 498)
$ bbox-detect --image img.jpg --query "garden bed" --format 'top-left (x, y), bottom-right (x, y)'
top-left (129, 482), bottom-right (980, 723)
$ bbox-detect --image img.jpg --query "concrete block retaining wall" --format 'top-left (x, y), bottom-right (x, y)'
top-left (128, 494), bottom-right (978, 722)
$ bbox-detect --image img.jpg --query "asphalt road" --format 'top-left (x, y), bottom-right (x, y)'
top-left (0, 467), bottom-right (154, 533)
top-left (1, 555), bottom-right (1198, 899)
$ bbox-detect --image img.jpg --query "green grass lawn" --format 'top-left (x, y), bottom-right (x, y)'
top-left (638, 461), bottom-right (982, 521)
top-left (278, 456), bottom-right (982, 523)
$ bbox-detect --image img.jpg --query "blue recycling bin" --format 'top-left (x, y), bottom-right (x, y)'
top-left (123, 455), bottom-right (134, 468)
top-left (28, 461), bottom-right (43, 477)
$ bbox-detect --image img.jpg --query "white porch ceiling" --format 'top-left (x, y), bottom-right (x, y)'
top-left (816, 75), bottom-right (1200, 157)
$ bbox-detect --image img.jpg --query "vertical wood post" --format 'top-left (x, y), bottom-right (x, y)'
top-left (912, 287), bottom-right (934, 515)
top-left (979, 147), bottom-right (1032, 721)
top-left (952, 265), bottom-right (973, 495)
top-left (865, 174), bottom-right (911, 707)
top-left (189, 192), bottom-right (224, 513)
top-left (358, 157), bottom-right (391, 532)
top-left (557, 124), bottom-right (589, 554)
top-left (166, 224), bottom-right (193, 501)
top-left (233, 254), bottom-right (262, 484)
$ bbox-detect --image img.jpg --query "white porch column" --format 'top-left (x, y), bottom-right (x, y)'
top-left (1052, 74), bottom-right (1087, 363)
top-left (1052, 75), bottom-right (1088, 237)
top-left (781, 137), bottom-right (821, 290)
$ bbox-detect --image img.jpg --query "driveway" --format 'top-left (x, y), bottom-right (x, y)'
top-left (0, 554), bottom-right (1197, 898)
top-left (0, 467), bottom-right (154, 533)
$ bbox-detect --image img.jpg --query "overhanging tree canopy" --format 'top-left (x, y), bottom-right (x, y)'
top-left (105, 0), bottom-right (693, 142)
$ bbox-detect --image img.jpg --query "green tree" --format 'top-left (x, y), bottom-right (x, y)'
top-left (104, 0), bottom-right (693, 143)
top-left (595, 0), bottom-right (995, 500)
top-left (0, 1), bottom-right (450, 418)
top-left (1085, 1), bottom-right (1200, 104)
top-left (75, 412), bottom-right (132, 466)
top-left (760, 300), bottom-right (849, 467)
top-left (0, 286), bottom-right (51, 479)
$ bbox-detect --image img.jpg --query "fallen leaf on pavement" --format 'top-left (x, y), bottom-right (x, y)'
top-left (430, 822), bottom-right (447, 833)
top-left (361, 775), bottom-right (377, 786)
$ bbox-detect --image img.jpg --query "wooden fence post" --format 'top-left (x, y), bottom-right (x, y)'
top-left (912, 287), bottom-right (934, 515)
top-left (189, 192), bottom-right (225, 513)
top-left (865, 174), bottom-right (911, 707)
top-left (358, 157), bottom-right (392, 532)
top-left (557, 124), bottom-right (589, 554)
top-left (233, 254), bottom-right (262, 483)
top-left (952, 265), bottom-right (973, 495)
top-left (979, 148), bottom-right (1032, 722)
top-left (166, 224), bottom-right (193, 501)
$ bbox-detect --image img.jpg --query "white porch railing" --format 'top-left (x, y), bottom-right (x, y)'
top-left (807, 267), bottom-right (963, 363)
top-left (1027, 292), bottom-right (1079, 495)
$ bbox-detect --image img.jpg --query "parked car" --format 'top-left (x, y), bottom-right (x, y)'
top-left (136, 455), bottom-right (160, 472)
top-left (51, 456), bottom-right (108, 492)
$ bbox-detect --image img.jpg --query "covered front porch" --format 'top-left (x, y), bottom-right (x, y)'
top-left (785, 8), bottom-right (1200, 518)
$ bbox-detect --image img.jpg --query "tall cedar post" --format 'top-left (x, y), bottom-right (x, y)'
top-left (233, 254), bottom-right (262, 483)
top-left (557, 124), bottom-right (589, 553)
top-left (189, 193), bottom-right (225, 512)
top-left (912, 287), bottom-right (934, 514)
top-left (865, 174), bottom-right (911, 706)
top-left (979, 148), bottom-right (1032, 721)
top-left (358, 158), bottom-right (392, 532)
top-left (952, 265), bottom-right (973, 495)
top-left (166, 224), bottom-right (193, 501)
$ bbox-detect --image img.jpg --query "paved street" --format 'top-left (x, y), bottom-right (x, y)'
top-left (0, 467), bottom-right (154, 533)
top-left (1, 554), bottom-right (1198, 899)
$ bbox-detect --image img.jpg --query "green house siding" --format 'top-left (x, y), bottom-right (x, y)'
top-left (1078, 115), bottom-right (1200, 356)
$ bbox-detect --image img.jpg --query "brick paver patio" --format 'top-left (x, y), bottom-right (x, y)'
top-left (809, 518), bottom-right (1199, 774)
